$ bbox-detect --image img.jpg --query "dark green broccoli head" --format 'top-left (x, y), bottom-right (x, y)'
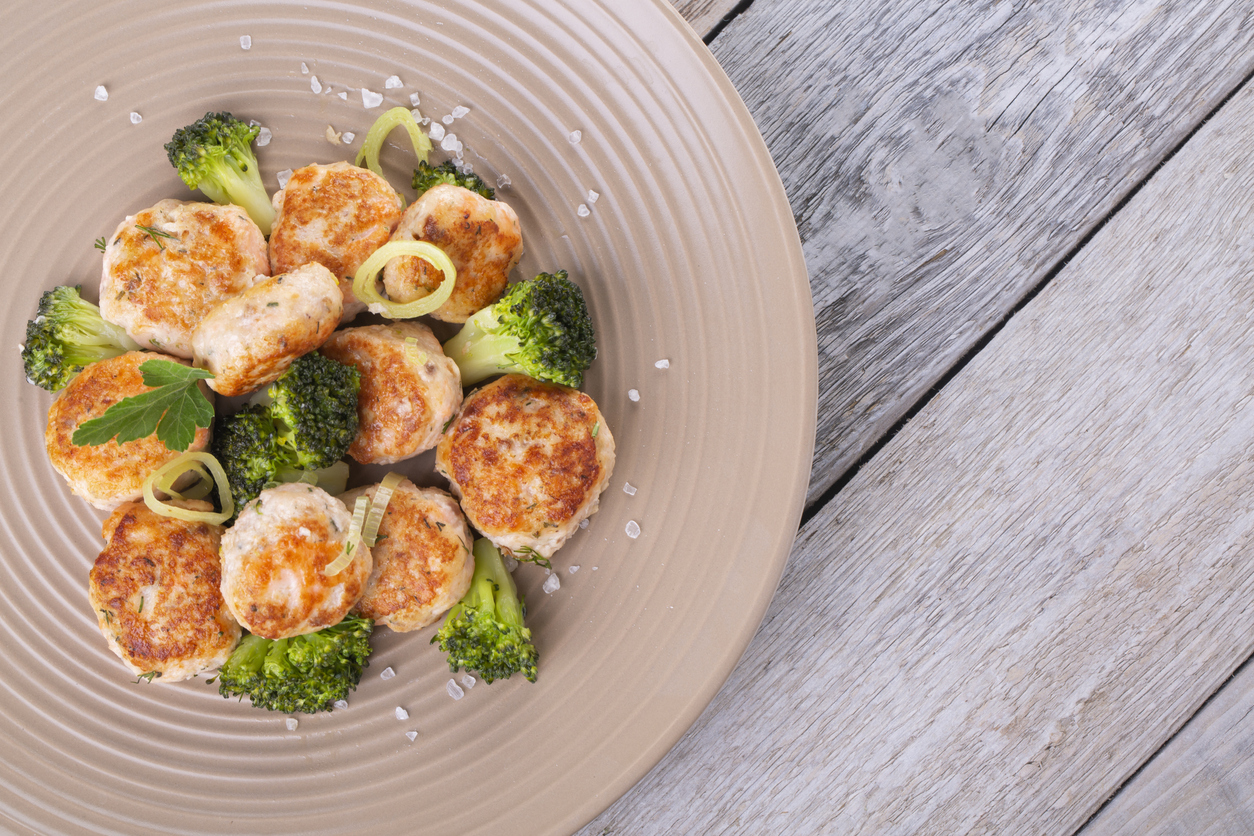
top-left (216, 616), bottom-right (374, 713)
top-left (211, 403), bottom-right (280, 512)
top-left (164, 111), bottom-right (275, 235)
top-left (442, 270), bottom-right (596, 388)
top-left (412, 159), bottom-right (495, 199)
top-left (21, 285), bottom-right (141, 392)
top-left (265, 352), bottom-right (361, 471)
top-left (432, 540), bottom-right (538, 683)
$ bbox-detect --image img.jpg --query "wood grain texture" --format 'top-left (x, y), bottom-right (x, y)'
top-left (668, 0), bottom-right (741, 37)
top-left (576, 45), bottom-right (1254, 836)
top-left (706, 0), bottom-right (1254, 505)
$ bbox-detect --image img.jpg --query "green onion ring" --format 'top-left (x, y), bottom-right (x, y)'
top-left (326, 494), bottom-right (370, 576)
top-left (352, 241), bottom-right (457, 319)
top-left (362, 471), bottom-right (405, 547)
top-left (354, 106), bottom-right (432, 178)
top-left (143, 452), bottom-right (234, 524)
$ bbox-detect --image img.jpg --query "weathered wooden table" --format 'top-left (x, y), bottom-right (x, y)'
top-left (577, 1), bottom-right (1254, 833)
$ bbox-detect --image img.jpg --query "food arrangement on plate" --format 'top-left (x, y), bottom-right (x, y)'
top-left (21, 109), bottom-right (615, 713)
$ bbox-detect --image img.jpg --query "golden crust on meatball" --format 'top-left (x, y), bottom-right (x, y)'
top-left (44, 352), bottom-right (213, 511)
top-left (435, 374), bottom-right (614, 559)
top-left (89, 500), bottom-right (240, 682)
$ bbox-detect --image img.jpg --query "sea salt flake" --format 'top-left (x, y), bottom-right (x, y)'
top-left (380, 667), bottom-right (396, 680)
top-left (395, 706), bottom-right (409, 721)
top-left (543, 573), bottom-right (561, 594)
top-left (362, 88), bottom-right (384, 108)
top-left (342, 132), bottom-right (355, 144)
top-left (625, 520), bottom-right (641, 539)
top-left (442, 114), bottom-right (454, 125)
top-left (130, 112), bottom-right (142, 124)
top-left (628, 388), bottom-right (640, 402)
top-left (446, 679), bottom-right (465, 700)
top-left (277, 168), bottom-right (294, 189)
top-left (587, 189), bottom-right (599, 203)
top-left (569, 129), bottom-right (582, 143)
top-left (311, 75), bottom-right (322, 94)
top-left (496, 173), bottom-right (512, 189)
top-left (440, 133), bottom-right (462, 153)
top-left (623, 482), bottom-right (637, 496)
top-left (409, 92), bottom-right (421, 106)
top-left (569, 564), bottom-right (581, 574)
top-left (301, 62), bottom-right (309, 74)
top-left (338, 91), bottom-right (348, 101)
top-left (285, 717), bottom-right (299, 731)
top-left (385, 75), bottom-right (403, 89)
top-left (333, 700), bottom-right (348, 710)
top-left (577, 204), bottom-right (590, 218)
top-left (94, 85), bottom-right (108, 102)
top-left (460, 675), bottom-right (476, 689)
top-left (578, 518), bottom-right (589, 530)
top-left (256, 127), bottom-right (272, 147)
top-left (405, 731), bottom-right (418, 742)
top-left (655, 358), bottom-right (670, 369)
top-left (240, 35), bottom-right (252, 50)
top-left (451, 105), bottom-right (470, 118)
top-left (428, 122), bottom-right (446, 141)
top-left (503, 554), bottom-right (519, 572)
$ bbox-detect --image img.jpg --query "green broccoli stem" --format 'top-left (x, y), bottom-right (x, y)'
top-left (442, 311), bottom-right (522, 386)
top-left (477, 540), bottom-right (525, 626)
top-left (197, 161), bottom-right (276, 236)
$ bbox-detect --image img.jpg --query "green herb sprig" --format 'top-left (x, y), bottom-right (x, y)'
top-left (72, 359), bottom-right (214, 452)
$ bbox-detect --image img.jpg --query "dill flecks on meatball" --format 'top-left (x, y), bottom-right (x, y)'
top-left (435, 374), bottom-right (615, 561)
top-left (89, 500), bottom-right (241, 682)
top-left (100, 199), bottom-right (270, 358)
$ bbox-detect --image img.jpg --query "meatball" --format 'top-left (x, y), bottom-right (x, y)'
top-left (381, 184), bottom-right (523, 322)
top-left (268, 161), bottom-right (405, 321)
top-left (342, 479), bottom-right (473, 632)
top-left (435, 374), bottom-right (615, 559)
top-left (100, 199), bottom-right (270, 358)
top-left (89, 500), bottom-right (240, 682)
top-left (319, 323), bottom-right (462, 465)
top-left (191, 262), bottom-right (343, 396)
top-left (219, 483), bottom-right (371, 640)
top-left (45, 352), bottom-right (213, 511)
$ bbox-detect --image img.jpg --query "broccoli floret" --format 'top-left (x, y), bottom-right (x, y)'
top-left (441, 270), bottom-right (596, 388)
top-left (211, 403), bottom-right (280, 511)
top-left (431, 539), bottom-right (538, 684)
top-left (165, 111), bottom-right (276, 236)
top-left (216, 616), bottom-right (374, 713)
top-left (412, 159), bottom-right (495, 200)
top-left (21, 285), bottom-right (141, 392)
top-left (264, 351), bottom-right (361, 471)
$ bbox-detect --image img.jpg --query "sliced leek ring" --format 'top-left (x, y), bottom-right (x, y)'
top-left (326, 494), bottom-right (370, 576)
top-left (143, 452), bottom-right (234, 525)
top-left (352, 241), bottom-right (457, 319)
top-left (354, 106), bottom-right (432, 178)
top-left (362, 471), bottom-right (405, 547)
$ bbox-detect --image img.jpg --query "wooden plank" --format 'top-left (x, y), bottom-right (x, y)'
top-left (705, 0), bottom-right (1254, 505)
top-left (668, 0), bottom-right (741, 38)
top-left (1082, 660), bottom-right (1254, 834)
top-left (576, 47), bottom-right (1254, 836)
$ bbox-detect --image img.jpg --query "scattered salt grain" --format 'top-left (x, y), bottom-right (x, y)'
top-left (576, 204), bottom-right (590, 218)
top-left (94, 85), bottom-right (108, 102)
top-left (627, 388), bottom-right (640, 402)
top-left (440, 133), bottom-right (462, 154)
top-left (409, 92), bottom-right (421, 107)
top-left (285, 717), bottom-right (299, 731)
top-left (405, 731), bottom-right (418, 742)
top-left (256, 127), bottom-right (272, 147)
top-left (442, 114), bottom-right (454, 125)
top-left (578, 518), bottom-right (589, 530)
top-left (362, 88), bottom-right (384, 108)
top-left (451, 105), bottom-right (470, 118)
top-left (568, 565), bottom-right (580, 574)
top-left (655, 358), bottom-right (670, 369)
top-left (277, 168), bottom-right (294, 189)
top-left (338, 91), bottom-right (348, 101)
top-left (301, 62), bottom-right (309, 74)
top-left (587, 189), bottom-right (599, 203)
top-left (310, 75), bottom-right (322, 94)
top-left (240, 35), bottom-right (252, 50)
top-left (342, 132), bottom-right (355, 144)
top-left (385, 75), bottom-right (403, 89)
top-left (496, 173), bottom-right (512, 189)
top-left (446, 679), bottom-right (465, 700)
top-left (428, 122), bottom-right (446, 141)
top-left (503, 553), bottom-right (519, 572)
top-left (543, 573), bottom-right (561, 594)
top-left (460, 675), bottom-right (476, 690)
top-left (380, 666), bottom-right (396, 681)
top-left (569, 129), bottom-right (582, 143)
top-left (395, 706), bottom-right (409, 721)
top-left (623, 482), bottom-right (637, 496)
top-left (625, 520), bottom-right (641, 539)
top-left (333, 699), bottom-right (349, 710)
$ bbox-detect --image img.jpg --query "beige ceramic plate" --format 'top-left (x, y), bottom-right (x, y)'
top-left (0, 1), bottom-right (814, 833)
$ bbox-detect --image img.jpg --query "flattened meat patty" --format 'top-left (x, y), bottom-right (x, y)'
top-left (100, 199), bottom-right (269, 358)
top-left (89, 500), bottom-right (240, 682)
top-left (320, 323), bottom-right (462, 465)
top-left (219, 483), bottom-right (371, 640)
top-left (45, 352), bottom-right (213, 511)
top-left (381, 184), bottom-right (523, 322)
top-left (343, 479), bottom-right (473, 632)
top-left (435, 374), bottom-right (614, 559)
top-left (268, 161), bottom-right (404, 321)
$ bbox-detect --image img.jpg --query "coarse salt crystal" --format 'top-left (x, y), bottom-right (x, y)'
top-left (395, 706), bottom-right (409, 721)
top-left (380, 666), bottom-right (396, 680)
top-left (240, 35), bottom-right (252, 50)
top-left (440, 133), bottom-right (462, 153)
top-left (428, 122), bottom-right (446, 141)
top-left (569, 129), bottom-right (581, 143)
top-left (342, 132), bottom-right (355, 144)
top-left (286, 717), bottom-right (299, 731)
top-left (446, 679), bottom-right (465, 700)
top-left (405, 731), bottom-right (418, 742)
top-left (452, 105), bottom-right (470, 118)
top-left (301, 62), bottom-right (309, 74)
top-left (333, 699), bottom-right (348, 710)
top-left (578, 518), bottom-right (589, 530)
top-left (277, 168), bottom-right (294, 189)
top-left (130, 112), bottom-right (142, 124)
top-left (442, 114), bottom-right (454, 125)
top-left (338, 91), bottom-right (348, 101)
top-left (94, 85), bottom-right (108, 102)
top-left (311, 75), bottom-right (322, 94)
top-left (460, 675), bottom-right (476, 689)
top-left (385, 75), bottom-right (403, 89)
top-left (256, 127), bottom-right (272, 147)
top-left (623, 482), bottom-right (637, 496)
top-left (409, 92), bottom-right (421, 107)
top-left (577, 204), bottom-right (590, 218)
top-left (503, 554), bottom-right (519, 572)
top-left (655, 358), bottom-right (670, 369)
top-left (569, 564), bottom-right (581, 574)
top-left (625, 520), bottom-right (641, 539)
top-left (496, 173), bottom-right (512, 189)
top-left (587, 189), bottom-right (599, 203)
top-left (362, 88), bottom-right (384, 108)
top-left (628, 389), bottom-right (640, 402)
top-left (543, 573), bottom-right (561, 594)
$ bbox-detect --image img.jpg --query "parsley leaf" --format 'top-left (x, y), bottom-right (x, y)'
top-left (72, 359), bottom-right (214, 452)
